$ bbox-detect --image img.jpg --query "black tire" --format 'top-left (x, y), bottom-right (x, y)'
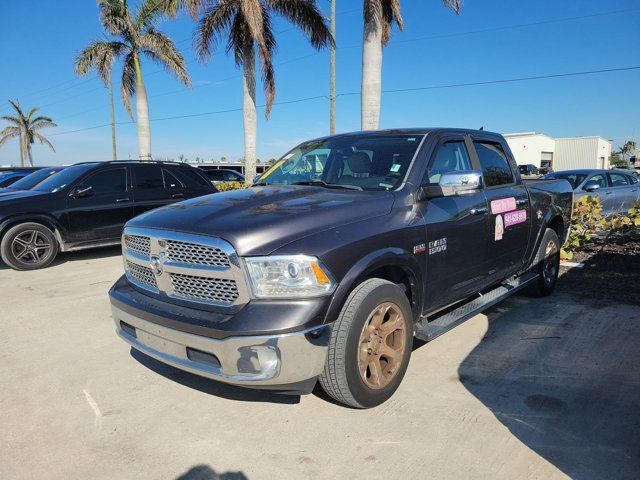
top-left (0, 222), bottom-right (59, 271)
top-left (526, 228), bottom-right (560, 297)
top-left (319, 278), bottom-right (413, 408)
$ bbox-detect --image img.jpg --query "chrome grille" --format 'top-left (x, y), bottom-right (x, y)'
top-left (166, 239), bottom-right (229, 267)
top-left (170, 273), bottom-right (238, 304)
top-left (124, 234), bottom-right (151, 258)
top-left (122, 227), bottom-right (249, 308)
top-left (126, 260), bottom-right (157, 289)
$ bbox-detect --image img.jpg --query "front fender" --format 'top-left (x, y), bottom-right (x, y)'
top-left (0, 214), bottom-right (68, 249)
top-left (322, 247), bottom-right (423, 325)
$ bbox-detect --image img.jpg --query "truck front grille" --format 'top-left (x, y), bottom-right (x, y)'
top-left (122, 228), bottom-right (249, 308)
top-left (166, 239), bottom-right (229, 267)
top-left (124, 234), bottom-right (151, 258)
top-left (126, 260), bottom-right (157, 288)
top-left (170, 273), bottom-right (239, 305)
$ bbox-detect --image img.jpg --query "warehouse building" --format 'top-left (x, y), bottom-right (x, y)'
top-left (503, 132), bottom-right (612, 171)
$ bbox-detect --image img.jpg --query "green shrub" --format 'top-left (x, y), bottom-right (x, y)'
top-left (216, 181), bottom-right (247, 192)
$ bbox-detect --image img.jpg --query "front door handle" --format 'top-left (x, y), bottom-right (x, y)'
top-left (470, 207), bottom-right (488, 215)
top-left (516, 198), bottom-right (529, 206)
top-left (115, 198), bottom-right (130, 203)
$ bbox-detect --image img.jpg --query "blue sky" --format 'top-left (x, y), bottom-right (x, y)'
top-left (1, 0), bottom-right (638, 166)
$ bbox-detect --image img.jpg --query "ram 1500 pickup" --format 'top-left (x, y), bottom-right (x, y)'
top-left (109, 129), bottom-right (573, 408)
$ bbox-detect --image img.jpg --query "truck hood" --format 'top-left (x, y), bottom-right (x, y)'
top-left (128, 185), bottom-right (395, 255)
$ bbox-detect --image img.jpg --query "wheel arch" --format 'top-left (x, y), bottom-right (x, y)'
top-left (323, 248), bottom-right (423, 325)
top-left (0, 215), bottom-right (66, 250)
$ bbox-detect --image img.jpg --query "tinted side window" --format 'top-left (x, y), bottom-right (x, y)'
top-left (134, 165), bottom-right (163, 190)
top-left (474, 142), bottom-right (514, 187)
top-left (79, 168), bottom-right (127, 194)
top-left (163, 169), bottom-right (183, 190)
top-left (205, 170), bottom-right (224, 181)
top-left (175, 168), bottom-right (212, 188)
top-left (609, 173), bottom-right (630, 187)
top-left (224, 170), bottom-right (242, 181)
top-left (588, 174), bottom-right (607, 189)
top-left (427, 141), bottom-right (472, 184)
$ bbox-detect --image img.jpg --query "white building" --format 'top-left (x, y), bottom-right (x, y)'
top-left (503, 132), bottom-right (612, 171)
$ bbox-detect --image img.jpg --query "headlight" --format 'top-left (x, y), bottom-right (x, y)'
top-left (243, 255), bottom-right (336, 298)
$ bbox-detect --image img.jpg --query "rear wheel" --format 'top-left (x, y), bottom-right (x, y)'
top-left (319, 278), bottom-right (413, 408)
top-left (1, 222), bottom-right (59, 271)
top-left (526, 228), bottom-right (560, 297)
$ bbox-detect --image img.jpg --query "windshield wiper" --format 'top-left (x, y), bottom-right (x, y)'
top-left (292, 180), bottom-right (363, 191)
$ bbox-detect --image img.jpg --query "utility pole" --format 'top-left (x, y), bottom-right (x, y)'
top-left (329, 0), bottom-right (336, 135)
top-left (108, 69), bottom-right (118, 160)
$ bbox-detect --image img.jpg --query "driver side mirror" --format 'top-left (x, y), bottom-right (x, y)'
top-left (417, 170), bottom-right (483, 200)
top-left (71, 185), bottom-right (93, 198)
top-left (583, 180), bottom-right (600, 192)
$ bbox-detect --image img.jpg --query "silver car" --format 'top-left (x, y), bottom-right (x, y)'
top-left (542, 169), bottom-right (640, 215)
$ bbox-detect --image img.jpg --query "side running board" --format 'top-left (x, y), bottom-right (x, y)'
top-left (414, 272), bottom-right (539, 342)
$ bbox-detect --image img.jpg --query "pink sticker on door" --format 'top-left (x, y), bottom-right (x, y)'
top-left (490, 197), bottom-right (517, 214)
top-left (504, 209), bottom-right (527, 227)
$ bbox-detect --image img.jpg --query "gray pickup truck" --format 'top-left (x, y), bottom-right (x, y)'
top-left (109, 128), bottom-right (573, 408)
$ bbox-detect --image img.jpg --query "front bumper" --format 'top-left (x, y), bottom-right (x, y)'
top-left (111, 302), bottom-right (332, 394)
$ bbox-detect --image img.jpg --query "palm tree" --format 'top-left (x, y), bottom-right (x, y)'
top-left (0, 100), bottom-right (57, 167)
top-left (361, 0), bottom-right (462, 130)
top-left (75, 0), bottom-right (191, 160)
top-left (194, 0), bottom-right (332, 184)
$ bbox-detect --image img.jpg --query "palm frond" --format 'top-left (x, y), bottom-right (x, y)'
top-left (268, 0), bottom-right (333, 49)
top-left (121, 53), bottom-right (137, 119)
top-left (139, 30), bottom-right (191, 87)
top-left (31, 118), bottom-right (58, 131)
top-left (442, 0), bottom-right (463, 15)
top-left (75, 40), bottom-right (129, 85)
top-left (7, 99), bottom-right (24, 117)
top-left (228, 8), bottom-right (252, 66)
top-left (99, 0), bottom-right (131, 36)
top-left (257, 5), bottom-right (276, 117)
top-left (134, 0), bottom-right (167, 32)
top-left (158, 0), bottom-right (203, 20)
top-left (0, 126), bottom-right (21, 147)
top-left (1, 115), bottom-right (21, 126)
top-left (25, 107), bottom-right (39, 120)
top-left (195, 0), bottom-right (238, 61)
top-left (33, 132), bottom-right (56, 153)
top-left (364, 0), bottom-right (403, 45)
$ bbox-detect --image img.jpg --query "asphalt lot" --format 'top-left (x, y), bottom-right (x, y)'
top-left (1, 248), bottom-right (639, 480)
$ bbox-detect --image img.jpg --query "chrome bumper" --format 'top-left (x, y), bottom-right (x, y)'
top-left (111, 303), bottom-right (331, 387)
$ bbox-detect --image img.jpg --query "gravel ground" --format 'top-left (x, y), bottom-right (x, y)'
top-left (1, 247), bottom-right (639, 480)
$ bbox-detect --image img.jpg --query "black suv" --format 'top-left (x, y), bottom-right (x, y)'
top-left (0, 161), bottom-right (216, 270)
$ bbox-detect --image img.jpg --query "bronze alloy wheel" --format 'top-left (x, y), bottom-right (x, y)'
top-left (358, 302), bottom-right (407, 389)
top-left (542, 239), bottom-right (559, 286)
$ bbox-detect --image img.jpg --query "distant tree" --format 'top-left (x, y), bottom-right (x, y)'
top-left (0, 99), bottom-right (57, 167)
top-left (267, 157), bottom-right (277, 166)
top-left (617, 140), bottom-right (637, 163)
top-left (220, 156), bottom-right (227, 162)
top-left (609, 153), bottom-right (628, 168)
top-left (75, 0), bottom-right (191, 160)
top-left (178, 154), bottom-right (186, 162)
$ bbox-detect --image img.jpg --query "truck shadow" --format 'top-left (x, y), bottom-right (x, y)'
top-left (130, 349), bottom-right (301, 405)
top-left (457, 291), bottom-right (640, 479)
top-left (175, 464), bottom-right (248, 480)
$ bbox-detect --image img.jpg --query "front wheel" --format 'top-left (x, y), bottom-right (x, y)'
top-left (526, 228), bottom-right (560, 297)
top-left (0, 222), bottom-right (59, 271)
top-left (319, 278), bottom-right (413, 408)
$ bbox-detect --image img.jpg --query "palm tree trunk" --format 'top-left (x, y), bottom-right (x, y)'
top-left (242, 45), bottom-right (257, 186)
top-left (330, 0), bottom-right (336, 135)
top-left (19, 127), bottom-right (25, 167)
top-left (361, 16), bottom-right (383, 130)
top-left (109, 70), bottom-right (118, 160)
top-left (133, 54), bottom-right (152, 161)
top-left (27, 141), bottom-right (33, 167)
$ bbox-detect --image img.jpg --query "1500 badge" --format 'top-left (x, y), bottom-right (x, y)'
top-left (428, 238), bottom-right (447, 255)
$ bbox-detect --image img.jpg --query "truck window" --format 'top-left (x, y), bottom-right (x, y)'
top-left (427, 141), bottom-right (472, 184)
top-left (474, 142), bottom-right (514, 187)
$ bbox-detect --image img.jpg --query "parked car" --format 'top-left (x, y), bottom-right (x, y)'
top-left (0, 170), bottom-right (34, 187)
top-left (0, 161), bottom-right (217, 270)
top-left (202, 168), bottom-right (245, 184)
top-left (0, 166), bottom-right (40, 173)
top-left (542, 169), bottom-right (639, 215)
top-left (109, 128), bottom-right (573, 408)
top-left (518, 164), bottom-right (538, 176)
top-left (0, 166), bottom-right (66, 196)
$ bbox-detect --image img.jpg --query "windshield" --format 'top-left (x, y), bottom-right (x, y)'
top-left (542, 172), bottom-right (587, 189)
top-left (8, 168), bottom-right (64, 190)
top-left (32, 164), bottom-right (95, 193)
top-left (257, 135), bottom-right (423, 191)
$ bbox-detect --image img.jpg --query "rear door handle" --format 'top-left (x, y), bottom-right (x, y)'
top-left (115, 198), bottom-right (130, 203)
top-left (604, 191), bottom-right (613, 195)
top-left (470, 207), bottom-right (488, 215)
top-left (172, 193), bottom-right (185, 198)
